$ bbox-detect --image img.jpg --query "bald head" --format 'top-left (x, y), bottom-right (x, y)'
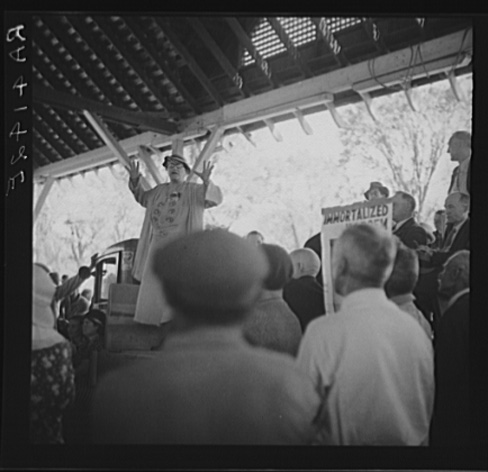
top-left (384, 241), bottom-right (419, 298)
top-left (438, 250), bottom-right (470, 299)
top-left (152, 229), bottom-right (269, 324)
top-left (333, 223), bottom-right (397, 296)
top-left (289, 248), bottom-right (321, 279)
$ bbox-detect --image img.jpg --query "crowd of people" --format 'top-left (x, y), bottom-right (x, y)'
top-left (30, 130), bottom-right (472, 446)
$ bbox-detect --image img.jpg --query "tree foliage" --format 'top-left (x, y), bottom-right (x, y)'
top-left (337, 76), bottom-right (472, 221)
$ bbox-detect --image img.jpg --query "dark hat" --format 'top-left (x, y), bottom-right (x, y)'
top-left (260, 244), bottom-right (294, 290)
top-left (152, 229), bottom-right (269, 317)
top-left (364, 181), bottom-right (389, 200)
top-left (163, 154), bottom-right (191, 173)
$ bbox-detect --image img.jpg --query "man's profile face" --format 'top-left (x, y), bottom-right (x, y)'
top-left (367, 188), bottom-right (384, 200)
top-left (392, 193), bottom-right (408, 222)
top-left (447, 136), bottom-right (466, 162)
top-left (437, 260), bottom-right (456, 299)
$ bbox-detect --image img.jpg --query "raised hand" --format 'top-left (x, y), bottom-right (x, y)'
top-left (127, 159), bottom-right (140, 180)
top-left (194, 161), bottom-right (214, 184)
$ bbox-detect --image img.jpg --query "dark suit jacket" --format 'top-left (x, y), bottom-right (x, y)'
top-left (430, 218), bottom-right (470, 267)
top-left (283, 276), bottom-right (326, 331)
top-left (429, 292), bottom-right (469, 447)
top-left (393, 217), bottom-right (429, 249)
top-left (448, 159), bottom-right (471, 195)
top-left (304, 233), bottom-right (323, 286)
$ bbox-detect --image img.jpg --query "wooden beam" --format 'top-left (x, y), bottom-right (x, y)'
top-left (34, 176), bottom-right (55, 222)
top-left (156, 18), bottom-right (224, 107)
top-left (65, 15), bottom-right (167, 116)
top-left (171, 138), bottom-right (184, 156)
top-left (293, 109), bottom-right (314, 135)
top-left (33, 111), bottom-right (75, 158)
top-left (83, 110), bottom-right (151, 190)
top-left (41, 16), bottom-right (143, 117)
top-left (124, 16), bottom-right (201, 115)
top-left (137, 145), bottom-right (164, 185)
top-left (224, 17), bottom-right (277, 88)
top-left (266, 17), bottom-right (312, 78)
top-left (186, 18), bottom-right (249, 98)
top-left (94, 17), bottom-right (177, 114)
top-left (34, 106), bottom-right (84, 155)
top-left (181, 29), bottom-right (472, 133)
top-left (263, 118), bottom-right (283, 142)
top-left (32, 59), bottom-right (102, 149)
top-left (33, 129), bottom-right (63, 163)
top-left (310, 17), bottom-right (348, 67)
top-left (33, 131), bottom-right (176, 181)
top-left (187, 127), bottom-right (224, 182)
top-left (33, 84), bottom-right (179, 135)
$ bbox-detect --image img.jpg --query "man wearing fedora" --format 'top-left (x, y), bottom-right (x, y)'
top-left (364, 181), bottom-right (390, 201)
top-left (127, 150), bottom-right (223, 328)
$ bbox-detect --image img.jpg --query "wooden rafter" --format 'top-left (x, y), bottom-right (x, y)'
top-left (93, 16), bottom-right (177, 114)
top-left (156, 18), bottom-right (224, 107)
top-left (34, 129), bottom-right (63, 163)
top-left (33, 84), bottom-right (179, 135)
top-left (43, 106), bottom-right (92, 152)
top-left (224, 17), bottom-right (277, 88)
top-left (186, 17), bottom-right (250, 98)
top-left (64, 16), bottom-right (150, 113)
top-left (33, 112), bottom-right (74, 158)
top-left (310, 17), bottom-right (350, 67)
top-left (32, 60), bottom-right (103, 149)
top-left (34, 107), bottom-right (82, 155)
top-left (266, 17), bottom-right (312, 78)
top-left (40, 16), bottom-right (136, 114)
top-left (125, 17), bottom-right (201, 115)
top-left (362, 18), bottom-right (389, 55)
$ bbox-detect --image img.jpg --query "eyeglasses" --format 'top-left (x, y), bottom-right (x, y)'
top-left (166, 162), bottom-right (184, 169)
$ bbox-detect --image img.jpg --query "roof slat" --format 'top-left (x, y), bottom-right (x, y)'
top-left (35, 105), bottom-right (86, 155)
top-left (186, 18), bottom-right (249, 98)
top-left (94, 16), bottom-right (177, 114)
top-left (127, 17), bottom-right (201, 115)
top-left (267, 17), bottom-right (312, 78)
top-left (224, 17), bottom-right (277, 89)
top-left (156, 18), bottom-right (225, 107)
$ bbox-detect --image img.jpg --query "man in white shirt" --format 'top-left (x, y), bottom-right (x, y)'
top-left (296, 223), bottom-right (434, 445)
top-left (447, 131), bottom-right (471, 196)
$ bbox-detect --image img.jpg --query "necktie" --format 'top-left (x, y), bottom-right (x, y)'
top-left (442, 225), bottom-right (457, 251)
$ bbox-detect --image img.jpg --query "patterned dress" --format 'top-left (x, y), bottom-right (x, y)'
top-left (129, 179), bottom-right (223, 325)
top-left (30, 341), bottom-right (75, 443)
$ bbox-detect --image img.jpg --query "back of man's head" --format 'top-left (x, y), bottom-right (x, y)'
top-left (384, 241), bottom-right (419, 298)
top-left (438, 249), bottom-right (470, 299)
top-left (152, 229), bottom-right (269, 325)
top-left (289, 248), bottom-right (321, 279)
top-left (333, 223), bottom-right (396, 295)
top-left (260, 243), bottom-right (294, 290)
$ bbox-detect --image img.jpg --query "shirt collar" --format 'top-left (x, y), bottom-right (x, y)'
top-left (446, 288), bottom-right (470, 311)
top-left (340, 288), bottom-right (389, 312)
top-left (394, 216), bottom-right (412, 231)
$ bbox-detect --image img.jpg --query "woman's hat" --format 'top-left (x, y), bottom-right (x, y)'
top-left (163, 154), bottom-right (191, 173)
top-left (364, 181), bottom-right (389, 200)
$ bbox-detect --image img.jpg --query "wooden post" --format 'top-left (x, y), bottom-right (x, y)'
top-left (34, 176), bottom-right (55, 222)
